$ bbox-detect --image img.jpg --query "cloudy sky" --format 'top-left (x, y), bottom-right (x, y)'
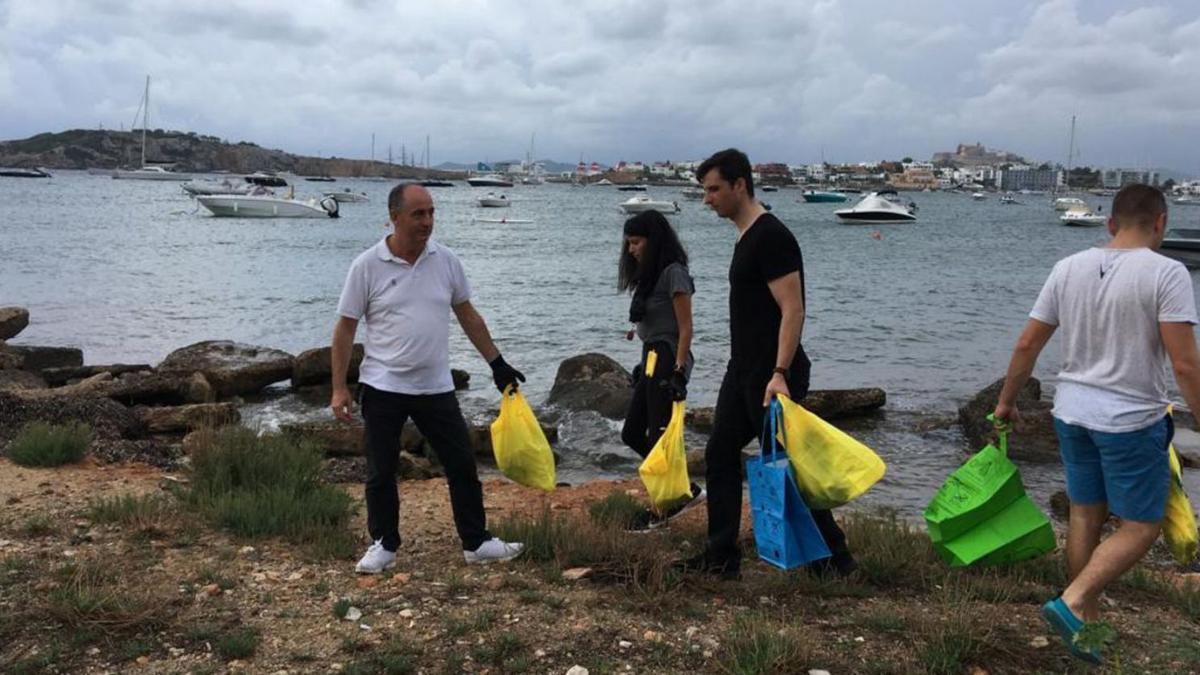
top-left (2, 0), bottom-right (1198, 172)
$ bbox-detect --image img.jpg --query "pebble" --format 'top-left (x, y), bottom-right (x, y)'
top-left (391, 572), bottom-right (412, 585)
top-left (1029, 636), bottom-right (1050, 648)
top-left (562, 567), bottom-right (593, 581)
top-left (685, 626), bottom-right (700, 641)
top-left (618, 640), bottom-right (633, 649)
top-left (565, 666), bottom-right (588, 675)
top-left (484, 576), bottom-right (505, 591)
top-left (202, 584), bottom-right (221, 596)
top-left (356, 577), bottom-right (379, 590)
top-left (643, 630), bottom-right (663, 643)
top-left (286, 571), bottom-right (304, 581)
top-left (86, 647), bottom-right (100, 656)
top-left (345, 607), bottom-right (363, 622)
top-left (398, 609), bottom-right (416, 618)
top-left (854, 636), bottom-right (865, 643)
top-left (808, 671), bottom-right (832, 675)
top-left (239, 546), bottom-right (256, 556)
top-left (136, 656), bottom-right (150, 665)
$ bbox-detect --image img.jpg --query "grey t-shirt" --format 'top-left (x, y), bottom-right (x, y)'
top-left (636, 262), bottom-right (694, 356)
top-left (1031, 247), bottom-right (1198, 432)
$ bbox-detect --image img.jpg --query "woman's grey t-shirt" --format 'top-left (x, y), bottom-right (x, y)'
top-left (636, 262), bottom-right (694, 357)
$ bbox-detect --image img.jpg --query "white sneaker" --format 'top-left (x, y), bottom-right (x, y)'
top-left (355, 540), bottom-right (396, 574)
top-left (463, 537), bottom-right (524, 565)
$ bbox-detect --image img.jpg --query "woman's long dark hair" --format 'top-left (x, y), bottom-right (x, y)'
top-left (618, 210), bottom-right (688, 323)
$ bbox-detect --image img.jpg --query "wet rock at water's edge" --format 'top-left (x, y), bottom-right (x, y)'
top-left (0, 307), bottom-right (30, 341)
top-left (959, 377), bottom-right (1059, 463)
top-left (547, 353), bottom-right (632, 420)
top-left (158, 341), bottom-right (294, 398)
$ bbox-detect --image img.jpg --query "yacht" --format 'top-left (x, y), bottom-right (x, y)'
top-left (324, 189), bottom-right (369, 203)
top-left (594, 178), bottom-right (614, 187)
top-left (477, 192), bottom-right (511, 208)
top-left (304, 175), bottom-right (336, 183)
top-left (834, 191), bottom-right (917, 223)
top-left (1060, 208), bottom-right (1106, 227)
top-left (801, 189), bottom-right (848, 203)
top-left (196, 193), bottom-right (340, 218)
top-left (972, 192), bottom-right (987, 200)
top-left (1053, 197), bottom-right (1088, 211)
top-left (681, 186), bottom-right (705, 200)
top-left (619, 196), bottom-right (680, 214)
top-left (419, 180), bottom-right (455, 187)
top-left (1000, 194), bottom-right (1019, 205)
top-left (467, 174), bottom-right (514, 187)
top-left (113, 165), bottom-right (192, 181)
top-left (244, 171), bottom-right (288, 187)
top-left (1173, 196), bottom-right (1200, 206)
top-left (0, 167), bottom-right (51, 178)
top-left (181, 178), bottom-right (256, 196)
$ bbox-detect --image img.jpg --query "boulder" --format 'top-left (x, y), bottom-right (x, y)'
top-left (0, 307), bottom-right (29, 340)
top-left (958, 377), bottom-right (1058, 463)
top-left (0, 390), bottom-right (141, 445)
top-left (0, 370), bottom-right (47, 391)
top-left (452, 369), bottom-right (470, 391)
top-left (291, 344), bottom-right (365, 388)
top-left (8, 373), bottom-right (113, 399)
top-left (0, 341), bottom-right (22, 370)
top-left (103, 370), bottom-right (214, 406)
top-left (6, 345), bottom-right (84, 372)
top-left (135, 403), bottom-right (240, 433)
top-left (158, 341), bottom-right (294, 398)
top-left (41, 364), bottom-right (152, 387)
top-left (547, 353), bottom-right (633, 419)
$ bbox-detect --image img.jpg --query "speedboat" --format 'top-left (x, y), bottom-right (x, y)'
top-left (801, 190), bottom-right (848, 203)
top-left (477, 192), bottom-right (510, 208)
top-left (834, 191), bottom-right (917, 223)
top-left (619, 196), bottom-right (679, 214)
top-left (304, 175), bottom-right (336, 182)
top-left (594, 178), bottom-right (614, 186)
top-left (324, 189), bottom-right (369, 203)
top-left (681, 186), bottom-right (704, 200)
top-left (1173, 196), bottom-right (1200, 206)
top-left (244, 171), bottom-right (288, 187)
top-left (466, 174), bottom-right (514, 187)
top-left (761, 185), bottom-right (779, 192)
top-left (112, 165), bottom-right (192, 181)
top-left (1060, 208), bottom-right (1106, 227)
top-left (1158, 229), bottom-right (1200, 268)
top-left (196, 193), bottom-right (339, 218)
top-left (181, 179), bottom-right (256, 196)
top-left (1053, 197), bottom-right (1088, 211)
top-left (1000, 194), bottom-right (1019, 205)
top-left (972, 192), bottom-right (986, 200)
top-left (0, 167), bottom-right (51, 178)
top-left (420, 180), bottom-right (455, 187)
top-left (617, 185), bottom-right (647, 192)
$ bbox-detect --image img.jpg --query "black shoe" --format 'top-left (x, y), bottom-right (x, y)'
top-left (806, 552), bottom-right (858, 579)
top-left (624, 509), bottom-right (659, 533)
top-left (676, 549), bottom-right (741, 581)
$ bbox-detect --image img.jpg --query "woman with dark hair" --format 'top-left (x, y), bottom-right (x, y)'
top-left (618, 209), bottom-right (705, 531)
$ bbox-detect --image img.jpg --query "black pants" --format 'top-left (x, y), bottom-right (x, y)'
top-left (360, 384), bottom-right (490, 552)
top-left (703, 366), bottom-right (850, 564)
top-left (620, 341), bottom-right (676, 459)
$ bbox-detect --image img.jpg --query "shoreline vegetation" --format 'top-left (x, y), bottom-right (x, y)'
top-left (3, 312), bottom-right (1200, 671)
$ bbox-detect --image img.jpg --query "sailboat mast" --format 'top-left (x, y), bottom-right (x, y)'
top-left (425, 135), bottom-right (430, 170)
top-left (1065, 115), bottom-right (1076, 191)
top-left (141, 75), bottom-right (149, 168)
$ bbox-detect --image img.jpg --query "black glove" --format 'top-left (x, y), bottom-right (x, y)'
top-left (629, 363), bottom-right (643, 387)
top-left (489, 354), bottom-right (525, 393)
top-left (660, 368), bottom-right (687, 402)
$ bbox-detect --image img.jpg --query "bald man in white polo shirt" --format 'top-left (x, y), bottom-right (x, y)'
top-left (332, 183), bottom-right (526, 573)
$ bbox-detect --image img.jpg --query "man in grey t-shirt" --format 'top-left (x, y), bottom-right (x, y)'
top-left (993, 184), bottom-right (1200, 663)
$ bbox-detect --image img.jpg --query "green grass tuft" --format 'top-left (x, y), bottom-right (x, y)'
top-left (588, 490), bottom-right (645, 529)
top-left (719, 614), bottom-right (812, 675)
top-left (6, 421), bottom-right (92, 467)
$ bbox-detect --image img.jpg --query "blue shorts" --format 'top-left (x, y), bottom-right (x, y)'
top-left (1053, 415), bottom-right (1172, 523)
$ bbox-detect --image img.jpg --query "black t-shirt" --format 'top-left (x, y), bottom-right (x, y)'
top-left (728, 213), bottom-right (811, 387)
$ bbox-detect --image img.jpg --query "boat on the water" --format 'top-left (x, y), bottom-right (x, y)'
top-left (113, 165), bottom-right (192, 181)
top-left (619, 196), bottom-right (679, 214)
top-left (761, 185), bottom-right (779, 192)
top-left (244, 171), bottom-right (288, 187)
top-left (467, 174), bottom-right (514, 187)
top-left (0, 167), bottom-right (51, 178)
top-left (420, 180), bottom-right (455, 187)
top-left (681, 186), bottom-right (704, 200)
top-left (972, 192), bottom-right (986, 200)
top-left (472, 217), bottom-right (534, 224)
top-left (1053, 196), bottom-right (1088, 211)
top-left (477, 192), bottom-right (510, 208)
top-left (617, 185), bottom-right (647, 192)
top-left (1159, 229), bottom-right (1200, 268)
top-left (801, 190), bottom-right (848, 203)
top-left (196, 194), bottom-right (339, 218)
top-left (324, 189), bottom-right (369, 203)
top-left (1060, 208), bottom-right (1106, 227)
top-left (181, 179), bottom-right (256, 196)
top-left (304, 176), bottom-right (336, 182)
top-left (834, 191), bottom-right (917, 223)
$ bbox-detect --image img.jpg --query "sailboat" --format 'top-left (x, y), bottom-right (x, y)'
top-left (520, 133), bottom-right (544, 185)
top-left (1051, 115), bottom-right (1083, 211)
top-left (112, 76), bottom-right (191, 181)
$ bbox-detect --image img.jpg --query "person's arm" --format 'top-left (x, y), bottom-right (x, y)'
top-left (453, 300), bottom-right (525, 391)
top-left (671, 292), bottom-right (693, 371)
top-left (763, 271), bottom-right (804, 406)
top-left (330, 316), bottom-right (359, 422)
top-left (992, 319), bottom-right (1057, 425)
top-left (1161, 322), bottom-right (1200, 424)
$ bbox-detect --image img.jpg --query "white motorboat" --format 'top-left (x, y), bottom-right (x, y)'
top-left (1060, 208), bottom-right (1106, 227)
top-left (1053, 197), bottom-right (1088, 211)
top-left (619, 195), bottom-right (679, 214)
top-left (681, 186), bottom-right (705, 200)
top-left (834, 191), bottom-right (917, 223)
top-left (1000, 194), bottom-right (1019, 205)
top-left (972, 192), bottom-right (986, 200)
top-left (761, 185), bottom-right (779, 192)
top-left (0, 167), bottom-right (51, 178)
top-left (477, 192), bottom-right (511, 208)
top-left (244, 171), bottom-right (288, 187)
top-left (113, 165), bottom-right (192, 181)
top-left (466, 174), bottom-right (514, 187)
top-left (324, 189), bottom-right (369, 203)
top-left (196, 194), bottom-right (340, 218)
top-left (1174, 196), bottom-right (1200, 206)
top-left (594, 178), bottom-right (614, 186)
top-left (181, 179), bottom-right (256, 196)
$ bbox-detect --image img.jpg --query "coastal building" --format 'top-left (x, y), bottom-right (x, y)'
top-left (998, 168), bottom-right (1062, 192)
top-left (931, 142), bottom-right (1025, 168)
top-left (889, 165), bottom-right (938, 190)
top-left (754, 162), bottom-right (792, 184)
top-left (1102, 168), bottom-right (1160, 189)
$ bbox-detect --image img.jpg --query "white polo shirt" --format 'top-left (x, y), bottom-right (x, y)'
top-left (337, 236), bottom-right (471, 395)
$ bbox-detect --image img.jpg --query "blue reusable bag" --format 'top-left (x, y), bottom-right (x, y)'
top-left (746, 399), bottom-right (832, 570)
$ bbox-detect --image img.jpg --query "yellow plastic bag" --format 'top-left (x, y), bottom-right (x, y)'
top-left (490, 388), bottom-right (556, 492)
top-left (775, 393), bottom-right (886, 509)
top-left (1163, 443), bottom-right (1198, 565)
top-left (638, 401), bottom-right (693, 512)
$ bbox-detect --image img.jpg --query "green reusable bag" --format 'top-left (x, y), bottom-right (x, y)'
top-left (925, 416), bottom-right (1056, 567)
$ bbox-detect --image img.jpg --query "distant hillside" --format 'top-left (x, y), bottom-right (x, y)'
top-left (0, 129), bottom-right (462, 179)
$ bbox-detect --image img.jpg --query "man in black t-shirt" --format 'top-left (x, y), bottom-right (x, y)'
top-left (682, 148), bottom-right (855, 580)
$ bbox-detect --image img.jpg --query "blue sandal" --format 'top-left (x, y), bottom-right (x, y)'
top-left (1041, 597), bottom-right (1102, 664)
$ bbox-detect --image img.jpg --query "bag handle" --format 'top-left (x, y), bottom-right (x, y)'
top-left (760, 398), bottom-right (784, 461)
top-left (986, 413), bottom-right (1009, 457)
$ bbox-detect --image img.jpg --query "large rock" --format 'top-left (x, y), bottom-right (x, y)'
top-left (135, 403), bottom-right (240, 433)
top-left (158, 341), bottom-right (294, 398)
top-left (547, 353), bottom-right (633, 419)
top-left (6, 345), bottom-right (84, 372)
top-left (0, 307), bottom-right (29, 340)
top-left (103, 370), bottom-right (215, 406)
top-left (0, 390), bottom-right (141, 445)
top-left (0, 370), bottom-right (48, 391)
top-left (0, 341), bottom-right (22, 370)
top-left (41, 364), bottom-right (152, 387)
top-left (282, 420), bottom-right (423, 457)
top-left (684, 388), bottom-right (887, 433)
top-left (958, 377), bottom-right (1058, 462)
top-left (291, 344), bottom-right (365, 388)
